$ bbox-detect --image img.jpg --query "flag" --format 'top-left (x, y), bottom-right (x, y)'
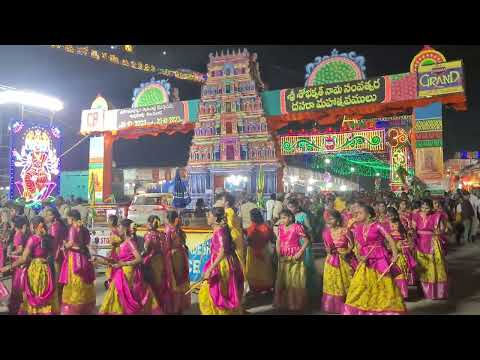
top-left (88, 172), bottom-right (97, 219)
top-left (257, 165), bottom-right (265, 209)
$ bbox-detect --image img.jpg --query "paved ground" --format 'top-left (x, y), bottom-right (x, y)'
top-left (2, 236), bottom-right (480, 315)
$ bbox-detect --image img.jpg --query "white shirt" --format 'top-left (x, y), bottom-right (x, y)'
top-left (469, 194), bottom-right (480, 215)
top-left (266, 199), bottom-right (275, 221)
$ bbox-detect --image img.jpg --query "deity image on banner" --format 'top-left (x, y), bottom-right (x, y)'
top-left (10, 122), bottom-right (61, 208)
top-left (416, 147), bottom-right (443, 181)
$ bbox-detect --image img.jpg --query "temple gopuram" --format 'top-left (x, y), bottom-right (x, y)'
top-left (187, 49), bottom-right (281, 205)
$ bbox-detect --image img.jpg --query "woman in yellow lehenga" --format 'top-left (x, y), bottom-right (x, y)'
top-left (58, 210), bottom-right (96, 315)
top-left (104, 214), bottom-right (122, 289)
top-left (343, 205), bottom-right (406, 315)
top-left (411, 199), bottom-right (448, 300)
top-left (273, 209), bottom-right (309, 312)
top-left (0, 216), bottom-right (59, 315)
top-left (198, 207), bottom-right (244, 315)
top-left (98, 219), bottom-right (162, 315)
top-left (220, 193), bottom-right (246, 270)
top-left (321, 210), bottom-right (356, 314)
top-left (165, 210), bottom-right (191, 314)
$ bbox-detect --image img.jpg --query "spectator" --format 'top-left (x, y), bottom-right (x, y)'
top-left (194, 198), bottom-right (206, 218)
top-left (465, 190), bottom-right (480, 238)
top-left (72, 198), bottom-right (89, 224)
top-left (459, 193), bottom-right (475, 244)
top-left (266, 193), bottom-right (283, 225)
top-left (239, 194), bottom-right (258, 230)
top-left (57, 196), bottom-right (71, 220)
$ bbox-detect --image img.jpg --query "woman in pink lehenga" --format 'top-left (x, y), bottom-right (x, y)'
top-left (165, 210), bottom-right (190, 314)
top-left (198, 207), bottom-right (244, 315)
top-left (0, 209), bottom-right (11, 269)
top-left (7, 216), bottom-right (29, 314)
top-left (274, 209), bottom-right (310, 312)
top-left (45, 208), bottom-right (67, 304)
top-left (322, 210), bottom-right (356, 314)
top-left (343, 205), bottom-right (406, 315)
top-left (98, 219), bottom-right (162, 315)
top-left (411, 199), bottom-right (448, 300)
top-left (0, 216), bottom-right (59, 315)
top-left (142, 215), bottom-right (169, 314)
top-left (385, 207), bottom-right (416, 299)
top-left (58, 209), bottom-right (96, 315)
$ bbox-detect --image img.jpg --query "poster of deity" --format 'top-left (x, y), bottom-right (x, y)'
top-left (9, 120), bottom-right (61, 208)
top-left (415, 147), bottom-right (444, 194)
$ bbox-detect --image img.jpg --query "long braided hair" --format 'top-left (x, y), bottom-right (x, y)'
top-left (210, 207), bottom-right (235, 255)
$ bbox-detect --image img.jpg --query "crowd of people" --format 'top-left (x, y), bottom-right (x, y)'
top-left (0, 187), bottom-right (477, 315)
top-left (0, 197), bottom-right (190, 315)
top-left (196, 188), bottom-right (479, 315)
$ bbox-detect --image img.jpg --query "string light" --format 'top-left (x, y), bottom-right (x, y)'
top-left (308, 152), bottom-right (391, 179)
top-left (50, 45), bottom-right (157, 73)
top-left (49, 46), bottom-right (207, 83)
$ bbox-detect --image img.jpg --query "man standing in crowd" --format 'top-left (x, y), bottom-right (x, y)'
top-left (72, 198), bottom-right (89, 224)
top-left (458, 192), bottom-right (475, 244)
top-left (239, 194), bottom-right (258, 230)
top-left (266, 193), bottom-right (283, 225)
top-left (466, 190), bottom-right (480, 238)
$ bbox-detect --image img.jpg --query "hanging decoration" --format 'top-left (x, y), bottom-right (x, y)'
top-left (50, 45), bottom-right (157, 73)
top-left (280, 129), bottom-right (386, 155)
top-left (49, 46), bottom-right (207, 83)
top-left (305, 49), bottom-right (366, 86)
top-left (132, 78), bottom-right (171, 108)
top-left (309, 152), bottom-right (390, 179)
top-left (387, 128), bottom-right (410, 191)
top-left (156, 68), bottom-right (207, 83)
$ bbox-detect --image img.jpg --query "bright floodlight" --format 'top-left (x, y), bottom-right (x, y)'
top-left (0, 90), bottom-right (63, 112)
top-left (376, 172), bottom-right (380, 177)
top-left (307, 186), bottom-right (313, 192)
top-left (340, 185), bottom-right (347, 191)
top-left (324, 158), bottom-right (331, 164)
top-left (350, 167), bottom-right (355, 173)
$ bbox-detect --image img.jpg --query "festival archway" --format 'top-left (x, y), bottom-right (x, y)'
top-left (79, 46), bottom-right (467, 201)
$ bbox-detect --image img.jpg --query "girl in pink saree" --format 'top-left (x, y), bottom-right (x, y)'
top-left (343, 205), bottom-right (406, 315)
top-left (98, 219), bottom-right (162, 315)
top-left (322, 210), bottom-right (356, 314)
top-left (0, 216), bottom-right (59, 315)
top-left (274, 209), bottom-right (309, 312)
top-left (7, 216), bottom-right (29, 314)
top-left (385, 207), bottom-right (416, 299)
top-left (165, 210), bottom-right (190, 314)
top-left (58, 210), bottom-right (96, 314)
top-left (198, 207), bottom-right (244, 315)
top-left (142, 215), bottom-right (169, 314)
top-left (411, 199), bottom-right (448, 300)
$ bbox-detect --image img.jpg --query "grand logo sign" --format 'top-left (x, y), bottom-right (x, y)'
top-left (418, 60), bottom-right (464, 97)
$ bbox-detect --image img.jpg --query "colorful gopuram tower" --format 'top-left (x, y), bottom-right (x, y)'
top-left (187, 49), bottom-right (281, 205)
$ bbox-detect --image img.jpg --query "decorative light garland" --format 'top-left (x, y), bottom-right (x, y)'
top-left (49, 46), bottom-right (207, 83)
top-left (50, 45), bottom-right (157, 72)
top-left (309, 152), bottom-right (391, 179)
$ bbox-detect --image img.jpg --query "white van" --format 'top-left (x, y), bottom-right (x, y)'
top-left (127, 193), bottom-right (173, 225)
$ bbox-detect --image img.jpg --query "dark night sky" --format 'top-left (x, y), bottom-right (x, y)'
top-left (0, 45), bottom-right (477, 170)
